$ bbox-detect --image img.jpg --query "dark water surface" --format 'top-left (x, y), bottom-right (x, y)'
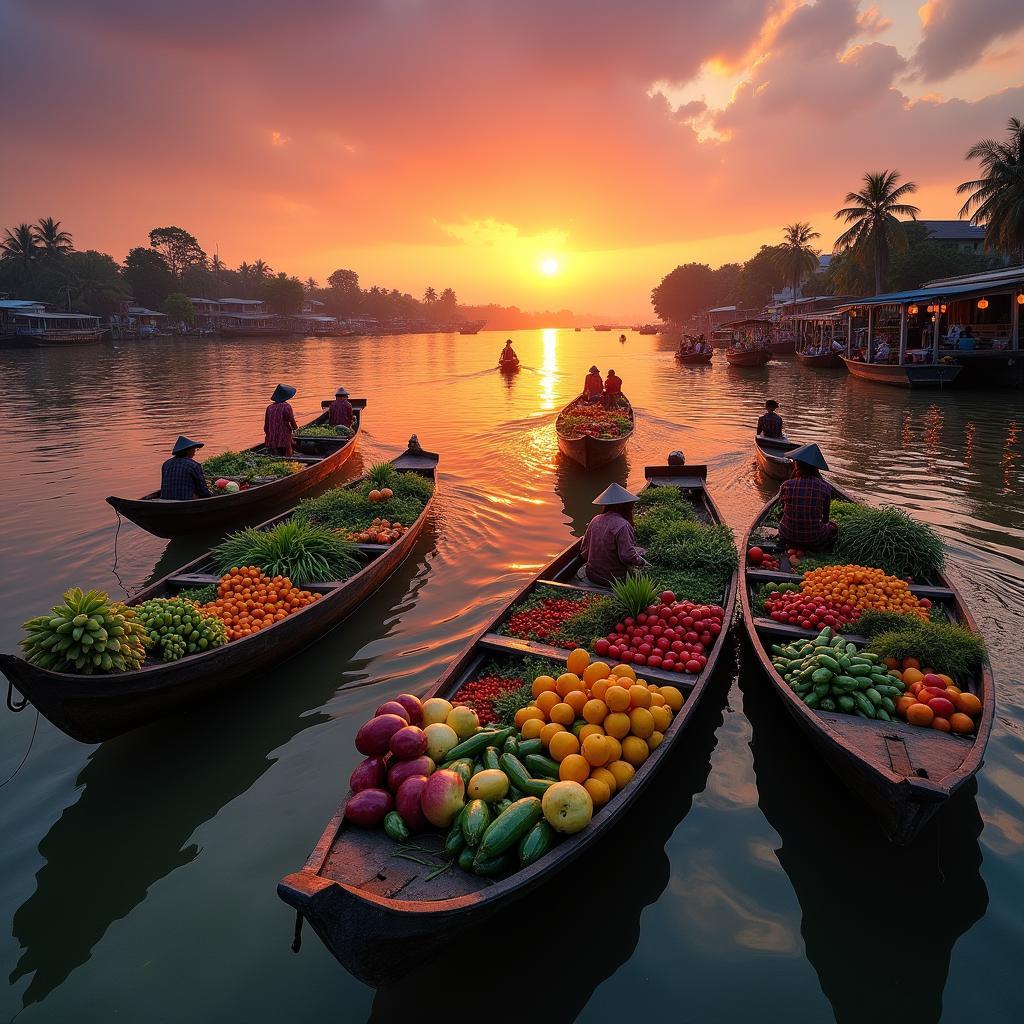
top-left (0, 329), bottom-right (1021, 1023)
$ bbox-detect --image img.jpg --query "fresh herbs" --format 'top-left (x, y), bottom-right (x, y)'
top-left (202, 450), bottom-right (301, 482)
top-left (833, 504), bottom-right (945, 580)
top-left (177, 583), bottom-right (217, 605)
top-left (610, 572), bottom-right (660, 618)
top-left (649, 568), bottom-right (727, 607)
top-left (868, 620), bottom-right (986, 679)
top-left (367, 461), bottom-right (397, 489)
top-left (552, 596), bottom-right (622, 648)
top-left (212, 521), bottom-right (359, 583)
top-left (855, 610), bottom-right (926, 637)
top-left (295, 473), bottom-right (432, 534)
top-left (294, 424), bottom-right (353, 438)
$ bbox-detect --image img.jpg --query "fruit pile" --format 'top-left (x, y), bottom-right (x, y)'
top-left (556, 400), bottom-right (632, 440)
top-left (885, 660), bottom-right (981, 735)
top-left (135, 596), bottom-right (228, 661)
top-left (800, 564), bottom-right (928, 621)
top-left (746, 546), bottom-right (780, 570)
top-left (503, 590), bottom-right (599, 643)
top-left (764, 590), bottom-right (855, 631)
top-left (341, 518), bottom-right (408, 545)
top-left (594, 591), bottom-right (724, 672)
top-left (20, 587), bottom-right (148, 674)
top-left (451, 674), bottom-right (528, 725)
top-left (200, 566), bottom-right (322, 640)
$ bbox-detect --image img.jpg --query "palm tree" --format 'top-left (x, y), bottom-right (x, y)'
top-left (33, 217), bottom-right (74, 257)
top-left (834, 170), bottom-right (919, 294)
top-left (304, 276), bottom-right (318, 293)
top-left (422, 286), bottom-right (437, 305)
top-left (1, 223), bottom-right (41, 278)
top-left (956, 116), bottom-right (1024, 261)
top-left (773, 222), bottom-right (820, 302)
top-left (252, 259), bottom-right (272, 279)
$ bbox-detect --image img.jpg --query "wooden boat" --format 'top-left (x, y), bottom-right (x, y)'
top-left (29, 328), bottom-right (108, 346)
top-left (753, 435), bottom-right (800, 480)
top-left (676, 349), bottom-right (713, 365)
top-left (106, 399), bottom-right (366, 538)
top-left (637, 325), bottom-right (658, 335)
top-left (459, 321), bottom-right (486, 335)
top-left (277, 462), bottom-right (737, 981)
top-left (726, 348), bottom-right (771, 367)
top-left (796, 350), bottom-right (843, 368)
top-left (1, 439), bottom-right (438, 744)
top-left (841, 357), bottom-right (961, 388)
top-left (555, 395), bottom-right (634, 469)
top-left (498, 357), bottom-right (520, 373)
top-left (767, 339), bottom-right (796, 355)
top-left (739, 484), bottom-right (994, 844)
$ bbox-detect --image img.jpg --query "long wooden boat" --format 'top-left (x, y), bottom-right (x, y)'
top-left (278, 461), bottom-right (736, 981)
top-left (841, 357), bottom-right (961, 388)
top-left (767, 339), bottom-right (796, 355)
top-left (753, 434), bottom-right (800, 480)
top-left (676, 350), bottom-right (713, 365)
top-left (725, 348), bottom-right (771, 367)
top-left (555, 394), bottom-right (635, 469)
top-left (106, 399), bottom-right (366, 538)
top-left (796, 350), bottom-right (843, 369)
top-left (1, 439), bottom-right (438, 744)
top-left (739, 484), bottom-right (994, 844)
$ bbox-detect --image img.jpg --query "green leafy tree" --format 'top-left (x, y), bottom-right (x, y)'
top-left (834, 171), bottom-right (919, 294)
top-left (773, 222), bottom-right (820, 301)
top-left (303, 277), bottom-right (318, 293)
top-left (67, 250), bottom-right (128, 315)
top-left (161, 292), bottom-right (195, 324)
top-left (886, 223), bottom-right (998, 290)
top-left (149, 226), bottom-right (207, 279)
top-left (957, 116), bottom-right (1024, 261)
top-left (736, 245), bottom-right (786, 307)
top-left (263, 272), bottom-right (305, 314)
top-left (251, 258), bottom-right (273, 280)
top-left (651, 263), bottom-right (716, 324)
top-left (436, 287), bottom-right (458, 317)
top-left (124, 247), bottom-right (175, 308)
top-left (327, 268), bottom-right (361, 313)
top-left (1, 223), bottom-right (41, 282)
top-left (710, 263), bottom-right (742, 307)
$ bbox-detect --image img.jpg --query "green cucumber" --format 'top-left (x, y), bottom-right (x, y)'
top-left (816, 654), bottom-right (841, 674)
top-left (492, 798), bottom-right (513, 816)
top-left (483, 746), bottom-right (502, 771)
top-left (457, 846), bottom-right (476, 871)
top-left (834, 675), bottom-right (859, 690)
top-left (503, 735), bottom-right (519, 755)
top-left (476, 797), bottom-right (544, 860)
top-left (444, 820), bottom-right (467, 856)
top-left (814, 681), bottom-right (831, 698)
top-left (881, 696), bottom-right (896, 714)
top-left (865, 687), bottom-right (883, 707)
top-left (447, 758), bottom-right (474, 786)
top-left (473, 852), bottom-right (513, 877)
top-left (518, 820), bottom-right (555, 867)
top-left (461, 799), bottom-right (491, 848)
top-left (517, 738), bottom-right (543, 757)
top-left (875, 707), bottom-right (892, 722)
top-left (837, 695), bottom-right (856, 713)
top-left (524, 753), bottom-right (560, 779)
top-left (848, 664), bottom-right (873, 677)
top-left (853, 692), bottom-right (875, 717)
top-left (820, 697), bottom-right (836, 712)
top-left (500, 753), bottom-right (555, 797)
top-left (811, 667), bottom-right (833, 685)
top-left (383, 811), bottom-right (410, 843)
top-left (443, 728), bottom-right (512, 763)
top-left (803, 692), bottom-right (820, 708)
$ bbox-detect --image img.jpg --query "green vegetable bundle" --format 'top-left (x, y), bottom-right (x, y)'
top-left (294, 474), bottom-right (432, 534)
top-left (213, 520), bottom-right (359, 584)
top-left (20, 588), bottom-right (148, 674)
top-left (868, 620), bottom-right (985, 679)
top-left (611, 572), bottom-right (660, 618)
top-left (294, 424), bottom-right (353, 438)
top-left (553, 596), bottom-right (622, 648)
top-left (772, 626), bottom-right (903, 720)
top-left (833, 504), bottom-right (945, 580)
top-left (135, 597), bottom-right (228, 661)
top-left (202, 450), bottom-right (300, 482)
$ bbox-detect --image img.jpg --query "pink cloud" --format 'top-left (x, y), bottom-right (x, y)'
top-left (914, 0), bottom-right (1024, 82)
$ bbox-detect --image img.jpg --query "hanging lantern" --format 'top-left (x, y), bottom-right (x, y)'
top-left (940, 304), bottom-right (947, 313)
top-left (977, 297), bottom-right (989, 310)
top-left (908, 304), bottom-right (919, 315)
top-left (1017, 292), bottom-right (1024, 306)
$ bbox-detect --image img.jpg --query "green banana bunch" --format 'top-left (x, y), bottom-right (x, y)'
top-left (20, 587), bottom-right (147, 674)
top-left (135, 596), bottom-right (228, 662)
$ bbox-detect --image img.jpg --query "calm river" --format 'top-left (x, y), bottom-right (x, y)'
top-left (0, 329), bottom-right (1021, 1023)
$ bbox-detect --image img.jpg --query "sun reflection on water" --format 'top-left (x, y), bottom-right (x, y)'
top-left (540, 327), bottom-right (558, 410)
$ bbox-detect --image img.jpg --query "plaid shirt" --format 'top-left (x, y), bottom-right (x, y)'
top-left (328, 398), bottom-right (353, 427)
top-left (160, 457), bottom-right (212, 500)
top-left (757, 411), bottom-right (784, 438)
top-left (779, 476), bottom-right (833, 544)
top-left (264, 401), bottom-right (297, 454)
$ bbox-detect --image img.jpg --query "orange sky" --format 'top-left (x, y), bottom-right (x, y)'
top-left (2, 0), bottom-right (1022, 317)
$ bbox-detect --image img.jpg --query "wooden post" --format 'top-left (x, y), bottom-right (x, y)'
top-left (898, 304), bottom-right (908, 365)
top-left (933, 303), bottom-right (941, 363)
top-left (1012, 292), bottom-right (1020, 351)
top-left (847, 312), bottom-right (854, 358)
top-left (866, 306), bottom-right (875, 362)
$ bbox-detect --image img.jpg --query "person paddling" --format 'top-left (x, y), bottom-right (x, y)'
top-left (500, 339), bottom-right (518, 365)
top-left (160, 436), bottom-right (212, 500)
top-left (264, 383), bottom-right (298, 456)
top-left (580, 483), bottom-right (649, 586)
top-left (583, 365), bottom-right (603, 401)
top-left (328, 386), bottom-right (354, 428)
top-left (602, 368), bottom-right (623, 406)
top-left (757, 399), bottom-right (784, 438)
top-left (778, 444), bottom-right (837, 550)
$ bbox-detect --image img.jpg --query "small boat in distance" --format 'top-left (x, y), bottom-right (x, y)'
top-left (753, 435), bottom-right (800, 480)
top-left (677, 350), bottom-right (713, 364)
top-left (459, 320), bottom-right (486, 335)
top-left (637, 324), bottom-right (658, 335)
top-left (555, 394), bottom-right (635, 469)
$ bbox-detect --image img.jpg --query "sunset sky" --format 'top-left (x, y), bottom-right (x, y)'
top-left (2, 0), bottom-right (1023, 316)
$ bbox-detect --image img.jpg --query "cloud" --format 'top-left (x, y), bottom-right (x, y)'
top-left (914, 0), bottom-right (1024, 81)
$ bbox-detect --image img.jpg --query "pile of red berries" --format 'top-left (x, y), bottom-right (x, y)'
top-left (593, 592), bottom-right (725, 674)
top-left (450, 674), bottom-right (524, 724)
top-left (764, 591), bottom-right (853, 630)
top-left (504, 595), bottom-right (596, 643)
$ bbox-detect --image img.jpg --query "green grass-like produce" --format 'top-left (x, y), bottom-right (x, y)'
top-left (212, 520), bottom-right (359, 584)
top-left (833, 504), bottom-right (944, 580)
top-left (294, 424), bottom-right (353, 438)
top-left (650, 568), bottom-right (729, 607)
top-left (553, 596), bottom-right (622, 648)
top-left (611, 572), bottom-right (660, 618)
top-left (647, 522), bottom-right (738, 575)
top-left (295, 474), bottom-right (431, 534)
top-left (201, 450), bottom-right (300, 481)
top-left (868, 620), bottom-right (985, 679)
top-left (854, 610), bottom-right (926, 637)
top-left (177, 583), bottom-right (217, 605)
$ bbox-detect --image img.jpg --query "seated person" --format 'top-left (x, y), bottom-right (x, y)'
top-left (778, 445), bottom-right (837, 551)
top-left (160, 436), bottom-right (212, 500)
top-left (757, 399), bottom-right (784, 438)
top-left (328, 386), bottom-right (354, 427)
top-left (958, 329), bottom-right (976, 350)
top-left (875, 340), bottom-right (892, 361)
top-left (602, 368), bottom-right (623, 406)
top-left (583, 365), bottom-right (603, 401)
top-left (580, 484), bottom-right (648, 586)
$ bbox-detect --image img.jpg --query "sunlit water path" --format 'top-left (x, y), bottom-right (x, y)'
top-left (0, 329), bottom-right (1020, 1022)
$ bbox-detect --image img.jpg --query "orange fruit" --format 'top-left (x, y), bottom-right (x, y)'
top-left (535, 690), bottom-right (560, 716)
top-left (949, 712), bottom-right (975, 735)
top-left (603, 712), bottom-right (631, 739)
top-left (956, 692), bottom-right (982, 716)
top-left (648, 730), bottom-right (665, 750)
top-left (902, 668), bottom-right (924, 685)
top-left (909, 681), bottom-right (923, 696)
top-left (660, 686), bottom-right (684, 712)
top-left (549, 731), bottom-right (580, 762)
top-left (590, 766), bottom-right (617, 795)
top-left (581, 733), bottom-right (612, 767)
top-left (540, 722), bottom-right (566, 747)
top-left (515, 706), bottom-right (544, 728)
top-left (649, 691), bottom-right (666, 708)
top-left (556, 672), bottom-right (583, 697)
top-left (578, 723), bottom-right (605, 743)
top-left (583, 698), bottom-right (608, 724)
top-left (532, 674), bottom-right (557, 698)
top-left (628, 707), bottom-right (655, 739)
top-left (605, 685), bottom-right (631, 712)
top-left (621, 736), bottom-right (649, 767)
top-left (520, 717), bottom-right (545, 740)
top-left (895, 695), bottom-right (917, 718)
top-left (583, 777), bottom-right (611, 808)
top-left (559, 753), bottom-right (590, 783)
top-left (650, 705), bottom-right (672, 732)
top-left (932, 716), bottom-right (952, 733)
top-left (607, 760), bottom-right (636, 790)
top-left (628, 684), bottom-right (651, 709)
top-left (906, 703), bottom-right (934, 727)
top-left (883, 656), bottom-right (899, 669)
top-left (902, 657), bottom-right (921, 671)
top-left (590, 679), bottom-right (611, 702)
top-left (583, 662), bottom-right (611, 686)
top-left (564, 690), bottom-right (588, 716)
top-left (611, 664), bottom-right (637, 682)
top-left (603, 736), bottom-right (622, 762)
top-left (549, 702), bottom-right (575, 726)
top-left (566, 648), bottom-right (590, 675)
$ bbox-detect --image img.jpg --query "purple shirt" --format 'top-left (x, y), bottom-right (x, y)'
top-left (328, 398), bottom-right (353, 427)
top-left (581, 512), bottom-right (646, 586)
top-left (264, 401), bottom-right (297, 455)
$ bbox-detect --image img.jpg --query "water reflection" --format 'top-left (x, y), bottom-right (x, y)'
top-left (540, 328), bottom-right (558, 411)
top-left (553, 452), bottom-right (630, 537)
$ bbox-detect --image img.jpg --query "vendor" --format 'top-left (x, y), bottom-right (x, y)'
top-left (328, 386), bottom-right (354, 427)
top-left (500, 339), bottom-right (518, 362)
top-left (264, 383), bottom-right (298, 456)
top-left (583, 365), bottom-right (603, 401)
top-left (580, 483), bottom-right (648, 586)
top-left (757, 399), bottom-right (784, 438)
top-left (778, 444), bottom-right (837, 550)
top-left (602, 368), bottom-right (623, 406)
top-left (160, 435), bottom-right (212, 500)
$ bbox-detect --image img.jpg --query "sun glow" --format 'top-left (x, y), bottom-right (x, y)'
top-left (539, 256), bottom-right (560, 276)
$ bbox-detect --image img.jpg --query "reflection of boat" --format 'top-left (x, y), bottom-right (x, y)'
top-left (742, 662), bottom-right (987, 1022)
top-left (278, 462), bottom-right (737, 983)
top-left (552, 451), bottom-right (628, 537)
top-left (555, 394), bottom-right (635, 469)
top-left (796, 350), bottom-right (843, 368)
top-left (726, 348), bottom-right (771, 367)
top-left (753, 434), bottom-right (799, 480)
top-left (1, 440), bottom-right (439, 743)
top-left (497, 357), bottom-right (520, 373)
top-left (106, 400), bottom-right (365, 538)
top-left (841, 356), bottom-right (962, 388)
top-left (739, 483), bottom-right (995, 844)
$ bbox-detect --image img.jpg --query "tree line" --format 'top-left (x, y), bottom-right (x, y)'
top-left (652, 116), bottom-right (1024, 324)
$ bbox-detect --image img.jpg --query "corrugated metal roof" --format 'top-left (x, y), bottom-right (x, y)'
top-left (920, 219), bottom-right (985, 241)
top-left (837, 277), bottom-right (1020, 309)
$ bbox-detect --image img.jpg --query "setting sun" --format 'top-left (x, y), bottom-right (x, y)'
top-left (539, 256), bottom-right (560, 276)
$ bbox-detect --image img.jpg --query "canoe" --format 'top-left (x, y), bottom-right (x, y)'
top-left (1, 439), bottom-right (439, 744)
top-left (753, 435), bottom-right (800, 481)
top-left (277, 462), bottom-right (737, 981)
top-left (796, 351), bottom-right (843, 369)
top-left (555, 394), bottom-right (635, 469)
top-left (676, 350), bottom-right (713, 365)
top-left (725, 349), bottom-right (771, 367)
top-left (498, 357), bottom-right (520, 373)
top-left (767, 339), bottom-right (796, 355)
top-left (840, 357), bottom-right (961, 388)
top-left (106, 399), bottom-right (366, 538)
top-left (738, 484), bottom-right (994, 844)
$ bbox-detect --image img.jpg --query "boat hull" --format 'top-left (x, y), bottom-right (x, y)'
top-left (753, 435), bottom-right (799, 481)
top-left (676, 351), bottom-right (713, 365)
top-left (555, 396), bottom-right (634, 469)
top-left (841, 358), bottom-right (961, 388)
top-left (498, 359), bottom-right (520, 373)
top-left (796, 351), bottom-right (843, 369)
top-left (726, 349), bottom-right (771, 367)
top-left (767, 340), bottom-right (795, 354)
top-left (27, 329), bottom-right (108, 346)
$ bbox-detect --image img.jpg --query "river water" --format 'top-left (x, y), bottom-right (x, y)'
top-left (0, 329), bottom-right (1021, 1023)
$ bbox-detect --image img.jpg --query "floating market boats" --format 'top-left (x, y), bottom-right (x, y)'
top-left (676, 349), bottom-right (713, 365)
top-left (726, 348), bottom-right (771, 367)
top-left (1, 439), bottom-right (438, 743)
top-left (767, 338), bottom-right (796, 355)
top-left (796, 350), bottom-right (844, 368)
top-left (753, 435), bottom-right (801, 481)
top-left (277, 460), bottom-right (736, 981)
top-left (555, 395), bottom-right (635, 469)
top-left (106, 400), bottom-right (365, 538)
top-left (739, 484), bottom-right (994, 844)
top-left (840, 357), bottom-right (962, 388)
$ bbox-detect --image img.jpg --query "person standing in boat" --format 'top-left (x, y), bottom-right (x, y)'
top-left (500, 339), bottom-right (518, 364)
top-left (159, 436), bottom-right (212, 500)
top-left (580, 483), bottom-right (648, 586)
top-left (757, 399), bottom-right (784, 438)
top-left (778, 444), bottom-right (837, 550)
top-left (328, 386), bottom-right (354, 428)
top-left (583, 365), bottom-right (603, 402)
top-left (264, 383), bottom-right (298, 456)
top-left (602, 368), bottom-right (623, 406)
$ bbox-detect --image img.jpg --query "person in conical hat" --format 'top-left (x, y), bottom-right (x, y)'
top-left (579, 482), bottom-right (649, 586)
top-left (159, 435), bottom-right (212, 500)
top-left (264, 383), bottom-right (298, 456)
top-left (583, 365), bottom-right (603, 402)
top-left (328, 386), bottom-right (354, 428)
top-left (778, 443), bottom-right (837, 550)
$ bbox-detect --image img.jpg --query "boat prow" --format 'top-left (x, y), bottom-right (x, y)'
top-left (726, 349), bottom-right (771, 367)
top-left (753, 434), bottom-right (800, 481)
top-left (840, 357), bottom-right (961, 388)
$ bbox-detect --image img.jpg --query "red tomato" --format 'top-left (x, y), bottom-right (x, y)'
top-left (685, 659), bottom-right (701, 673)
top-left (660, 591), bottom-right (676, 604)
top-left (748, 547), bottom-right (765, 565)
